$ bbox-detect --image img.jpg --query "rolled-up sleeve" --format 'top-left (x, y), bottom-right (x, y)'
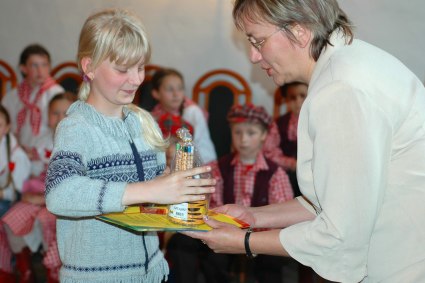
top-left (280, 82), bottom-right (393, 282)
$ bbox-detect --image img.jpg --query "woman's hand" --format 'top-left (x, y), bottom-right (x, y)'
top-left (184, 217), bottom-right (289, 257)
top-left (182, 217), bottom-right (246, 254)
top-left (123, 165), bottom-right (216, 205)
top-left (213, 204), bottom-right (256, 227)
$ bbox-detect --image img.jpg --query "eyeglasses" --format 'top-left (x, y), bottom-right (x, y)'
top-left (247, 28), bottom-right (283, 51)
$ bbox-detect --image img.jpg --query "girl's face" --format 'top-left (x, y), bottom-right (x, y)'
top-left (87, 59), bottom-right (145, 117)
top-left (20, 54), bottom-right (51, 87)
top-left (231, 122), bottom-right (267, 161)
top-left (285, 84), bottom-right (307, 115)
top-left (48, 99), bottom-right (72, 132)
top-left (0, 113), bottom-right (10, 140)
top-left (152, 75), bottom-right (185, 113)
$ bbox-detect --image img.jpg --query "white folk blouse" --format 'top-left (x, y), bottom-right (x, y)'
top-left (2, 84), bottom-right (63, 149)
top-left (0, 133), bottom-right (31, 201)
top-left (183, 104), bottom-right (217, 163)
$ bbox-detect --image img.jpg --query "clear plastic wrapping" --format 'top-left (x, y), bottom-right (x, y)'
top-left (167, 128), bottom-right (210, 226)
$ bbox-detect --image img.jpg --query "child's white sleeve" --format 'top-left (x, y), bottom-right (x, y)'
top-left (11, 146), bottom-right (31, 193)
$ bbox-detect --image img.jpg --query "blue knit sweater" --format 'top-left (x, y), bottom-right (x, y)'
top-left (46, 101), bottom-right (169, 283)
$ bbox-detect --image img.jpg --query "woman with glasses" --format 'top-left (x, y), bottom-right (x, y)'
top-left (184, 0), bottom-right (425, 282)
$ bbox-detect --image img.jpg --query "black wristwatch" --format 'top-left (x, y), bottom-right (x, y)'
top-left (244, 228), bottom-right (257, 259)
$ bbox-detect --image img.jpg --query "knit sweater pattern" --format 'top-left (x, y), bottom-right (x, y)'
top-left (45, 101), bottom-right (168, 283)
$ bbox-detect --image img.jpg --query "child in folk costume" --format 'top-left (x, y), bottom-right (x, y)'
top-left (274, 82), bottom-right (308, 197)
top-left (1, 44), bottom-right (64, 155)
top-left (0, 105), bottom-right (31, 283)
top-left (44, 9), bottom-right (214, 283)
top-left (3, 93), bottom-right (75, 283)
top-left (262, 121), bottom-right (297, 173)
top-left (151, 68), bottom-right (217, 164)
top-left (210, 103), bottom-right (293, 208)
top-left (206, 103), bottom-right (293, 283)
top-left (256, 103), bottom-right (298, 197)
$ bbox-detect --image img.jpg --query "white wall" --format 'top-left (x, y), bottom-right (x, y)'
top-left (1, 0), bottom-right (424, 113)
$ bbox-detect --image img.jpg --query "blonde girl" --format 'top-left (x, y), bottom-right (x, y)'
top-left (45, 9), bottom-right (214, 283)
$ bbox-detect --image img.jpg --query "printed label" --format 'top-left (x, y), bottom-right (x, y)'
top-left (168, 203), bottom-right (189, 221)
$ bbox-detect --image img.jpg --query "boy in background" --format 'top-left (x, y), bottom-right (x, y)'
top-left (1, 44), bottom-right (64, 157)
top-left (207, 103), bottom-right (293, 283)
top-left (275, 82), bottom-right (308, 197)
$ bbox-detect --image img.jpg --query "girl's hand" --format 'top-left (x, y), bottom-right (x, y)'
top-left (123, 165), bottom-right (215, 205)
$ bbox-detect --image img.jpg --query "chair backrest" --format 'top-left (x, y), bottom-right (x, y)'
top-left (134, 64), bottom-right (162, 111)
top-left (0, 60), bottom-right (18, 98)
top-left (192, 69), bottom-right (252, 158)
top-left (51, 61), bottom-right (82, 94)
top-left (273, 87), bottom-right (286, 119)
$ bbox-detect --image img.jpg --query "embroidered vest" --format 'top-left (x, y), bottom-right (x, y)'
top-left (218, 154), bottom-right (278, 207)
top-left (277, 113), bottom-right (297, 158)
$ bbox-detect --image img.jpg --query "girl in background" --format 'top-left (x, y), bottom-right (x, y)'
top-left (0, 105), bottom-right (31, 283)
top-left (151, 68), bottom-right (217, 164)
top-left (45, 8), bottom-right (214, 283)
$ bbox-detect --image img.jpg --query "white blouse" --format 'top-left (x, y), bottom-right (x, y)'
top-left (183, 104), bottom-right (217, 163)
top-left (280, 31), bottom-right (425, 282)
top-left (0, 134), bottom-right (31, 201)
top-left (2, 84), bottom-right (63, 149)
top-left (30, 128), bottom-right (54, 177)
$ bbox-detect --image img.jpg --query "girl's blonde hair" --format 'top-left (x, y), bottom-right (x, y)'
top-left (127, 104), bottom-right (169, 151)
top-left (77, 8), bottom-right (151, 101)
top-left (77, 8), bottom-right (166, 150)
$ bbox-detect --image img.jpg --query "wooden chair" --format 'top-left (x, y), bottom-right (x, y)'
top-left (192, 69), bottom-right (252, 158)
top-left (273, 86), bottom-right (286, 119)
top-left (134, 64), bottom-right (162, 111)
top-left (0, 60), bottom-right (17, 98)
top-left (51, 61), bottom-right (82, 94)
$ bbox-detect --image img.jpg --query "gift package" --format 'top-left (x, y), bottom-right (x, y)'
top-left (167, 127), bottom-right (210, 226)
